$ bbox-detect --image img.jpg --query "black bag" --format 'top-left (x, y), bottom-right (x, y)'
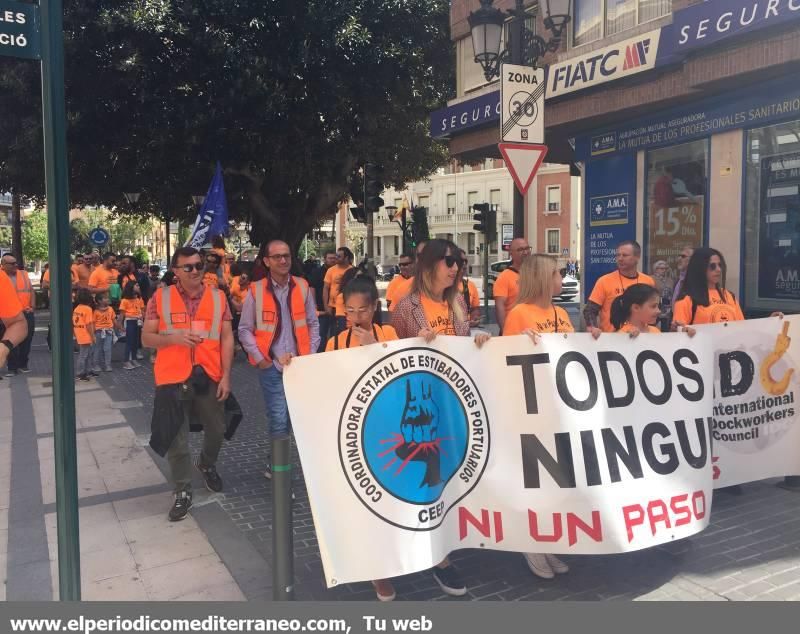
top-left (189, 364), bottom-right (211, 395)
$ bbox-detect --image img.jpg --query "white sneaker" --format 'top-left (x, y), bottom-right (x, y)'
top-left (131, 360), bottom-right (142, 368)
top-left (545, 553), bottom-right (569, 574)
top-left (136, 351), bottom-right (144, 360)
top-left (523, 553), bottom-right (554, 579)
top-left (123, 362), bottom-right (135, 370)
top-left (92, 366), bottom-right (102, 374)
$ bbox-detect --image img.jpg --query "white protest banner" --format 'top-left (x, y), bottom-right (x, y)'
top-left (703, 316), bottom-right (800, 488)
top-left (285, 333), bottom-right (714, 587)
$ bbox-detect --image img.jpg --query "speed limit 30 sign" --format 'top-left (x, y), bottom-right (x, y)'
top-left (501, 64), bottom-right (545, 144)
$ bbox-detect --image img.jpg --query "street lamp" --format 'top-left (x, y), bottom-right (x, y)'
top-left (469, 0), bottom-right (572, 81)
top-left (385, 205), bottom-right (410, 254)
top-left (191, 195), bottom-right (206, 208)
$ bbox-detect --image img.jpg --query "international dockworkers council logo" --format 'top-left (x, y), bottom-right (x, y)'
top-left (338, 348), bottom-right (490, 530)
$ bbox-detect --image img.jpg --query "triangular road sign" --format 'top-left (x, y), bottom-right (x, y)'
top-left (498, 143), bottom-right (548, 196)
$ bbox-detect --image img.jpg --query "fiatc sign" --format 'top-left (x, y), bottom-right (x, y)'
top-left (0, 1), bottom-right (40, 60)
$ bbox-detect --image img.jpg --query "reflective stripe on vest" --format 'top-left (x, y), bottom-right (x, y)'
top-left (158, 286), bottom-right (222, 340)
top-left (14, 272), bottom-right (32, 301)
top-left (254, 279), bottom-right (308, 333)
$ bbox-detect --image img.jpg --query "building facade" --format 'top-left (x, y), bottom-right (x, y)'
top-left (343, 160), bottom-right (579, 277)
top-left (440, 0), bottom-right (800, 315)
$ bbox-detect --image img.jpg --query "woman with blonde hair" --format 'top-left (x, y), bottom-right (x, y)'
top-left (503, 253), bottom-right (574, 339)
top-left (502, 253), bottom-right (573, 579)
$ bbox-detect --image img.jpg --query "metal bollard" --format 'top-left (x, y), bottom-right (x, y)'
top-left (272, 435), bottom-right (295, 600)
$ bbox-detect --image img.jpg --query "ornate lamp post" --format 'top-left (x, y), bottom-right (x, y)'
top-left (468, 0), bottom-right (572, 238)
top-left (385, 205), bottom-right (410, 254)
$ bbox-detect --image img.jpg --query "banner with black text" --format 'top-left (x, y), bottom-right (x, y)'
top-left (286, 331), bottom-right (717, 586)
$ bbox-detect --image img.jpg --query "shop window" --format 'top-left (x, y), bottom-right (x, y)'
top-left (574, 0), bottom-right (671, 46)
top-left (547, 186), bottom-right (561, 213)
top-left (744, 121), bottom-right (800, 312)
top-left (546, 229), bottom-right (561, 255)
top-left (645, 139), bottom-right (708, 280)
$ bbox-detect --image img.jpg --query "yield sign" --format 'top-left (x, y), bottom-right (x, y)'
top-left (498, 143), bottom-right (548, 196)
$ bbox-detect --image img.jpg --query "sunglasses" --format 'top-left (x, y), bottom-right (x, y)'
top-left (180, 262), bottom-right (205, 272)
top-left (707, 262), bottom-right (722, 271)
top-left (398, 262), bottom-right (413, 267)
top-left (442, 255), bottom-right (464, 268)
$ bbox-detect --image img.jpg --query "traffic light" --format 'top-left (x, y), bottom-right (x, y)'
top-left (472, 203), bottom-right (497, 241)
top-left (364, 163), bottom-right (384, 214)
top-left (409, 206), bottom-right (429, 248)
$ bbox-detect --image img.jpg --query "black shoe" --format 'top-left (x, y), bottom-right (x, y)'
top-left (89, 371), bottom-right (100, 377)
top-left (77, 374), bottom-right (91, 382)
top-left (19, 367), bottom-right (31, 374)
top-left (432, 565), bottom-right (467, 597)
top-left (168, 491), bottom-right (193, 521)
top-left (5, 370), bottom-right (16, 378)
top-left (195, 460), bottom-right (223, 492)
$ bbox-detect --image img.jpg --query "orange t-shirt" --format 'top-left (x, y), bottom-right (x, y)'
top-left (0, 273), bottom-right (23, 318)
top-left (618, 323), bottom-right (661, 334)
top-left (503, 303), bottom-right (574, 336)
top-left (230, 277), bottom-right (249, 308)
top-left (88, 266), bottom-right (118, 291)
top-left (386, 275), bottom-right (414, 312)
top-left (119, 297), bottom-right (144, 320)
top-left (463, 279), bottom-right (480, 310)
top-left (588, 271), bottom-right (657, 332)
top-left (43, 268), bottom-right (80, 288)
top-left (673, 289), bottom-right (744, 325)
top-left (493, 268), bottom-right (520, 311)
top-left (73, 263), bottom-right (91, 288)
top-left (93, 307), bottom-right (116, 330)
top-left (420, 295), bottom-right (456, 335)
top-left (72, 305), bottom-right (94, 344)
top-left (325, 324), bottom-right (399, 351)
top-left (203, 272), bottom-right (221, 289)
top-left (324, 264), bottom-right (353, 315)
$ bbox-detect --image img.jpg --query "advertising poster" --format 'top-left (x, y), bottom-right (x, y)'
top-left (584, 154), bottom-right (638, 300)
top-left (758, 154), bottom-right (800, 302)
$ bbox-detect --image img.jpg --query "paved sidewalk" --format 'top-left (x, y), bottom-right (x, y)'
top-left (1, 325), bottom-right (253, 601)
top-left (2, 318), bottom-right (800, 601)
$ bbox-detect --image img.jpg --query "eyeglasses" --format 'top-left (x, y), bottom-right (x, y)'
top-left (442, 255), bottom-right (464, 268)
top-left (708, 262), bottom-right (722, 271)
top-left (180, 262), bottom-right (205, 272)
top-left (2, 260), bottom-right (16, 266)
top-left (514, 246), bottom-right (532, 253)
top-left (267, 254), bottom-right (292, 262)
top-left (398, 262), bottom-right (412, 267)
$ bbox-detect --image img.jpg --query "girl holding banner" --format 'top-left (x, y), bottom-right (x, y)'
top-left (392, 239), bottom-right (490, 598)
top-left (611, 284), bottom-right (666, 336)
top-left (501, 253), bottom-right (573, 579)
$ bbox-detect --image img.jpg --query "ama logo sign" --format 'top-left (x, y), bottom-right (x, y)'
top-left (338, 348), bottom-right (490, 531)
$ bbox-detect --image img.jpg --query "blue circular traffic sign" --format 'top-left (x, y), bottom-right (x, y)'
top-left (89, 227), bottom-right (109, 246)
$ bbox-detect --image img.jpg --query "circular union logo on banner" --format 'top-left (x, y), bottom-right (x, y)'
top-left (338, 347), bottom-right (490, 531)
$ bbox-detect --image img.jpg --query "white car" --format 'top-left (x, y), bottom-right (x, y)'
top-left (487, 260), bottom-right (580, 303)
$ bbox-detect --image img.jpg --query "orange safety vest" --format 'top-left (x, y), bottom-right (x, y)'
top-left (248, 276), bottom-right (311, 365)
top-left (153, 285), bottom-right (225, 386)
top-left (12, 271), bottom-right (33, 311)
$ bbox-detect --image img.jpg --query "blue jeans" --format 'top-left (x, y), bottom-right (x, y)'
top-left (258, 365), bottom-right (291, 439)
top-left (93, 330), bottom-right (113, 368)
top-left (124, 319), bottom-right (139, 361)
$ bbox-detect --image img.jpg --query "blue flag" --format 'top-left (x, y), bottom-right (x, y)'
top-left (186, 162), bottom-right (229, 248)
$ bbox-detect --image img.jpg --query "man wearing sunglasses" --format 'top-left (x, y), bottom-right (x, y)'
top-left (0, 271), bottom-right (28, 380)
top-left (385, 253), bottom-right (415, 313)
top-left (671, 246), bottom-right (694, 307)
top-left (493, 238), bottom-right (531, 333)
top-left (239, 241), bottom-right (320, 479)
top-left (142, 247), bottom-right (234, 521)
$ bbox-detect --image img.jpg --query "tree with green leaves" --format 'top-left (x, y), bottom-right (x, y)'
top-left (0, 0), bottom-right (453, 253)
top-left (22, 209), bottom-right (49, 263)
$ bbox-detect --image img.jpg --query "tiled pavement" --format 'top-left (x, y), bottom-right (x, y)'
top-left (3, 316), bottom-right (800, 601)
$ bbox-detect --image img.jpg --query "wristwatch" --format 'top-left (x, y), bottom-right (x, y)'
top-left (1, 340), bottom-right (14, 352)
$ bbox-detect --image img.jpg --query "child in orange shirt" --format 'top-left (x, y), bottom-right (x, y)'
top-left (611, 283), bottom-right (696, 337)
top-left (118, 281), bottom-right (144, 369)
top-left (72, 289), bottom-right (95, 381)
top-left (92, 292), bottom-right (118, 372)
